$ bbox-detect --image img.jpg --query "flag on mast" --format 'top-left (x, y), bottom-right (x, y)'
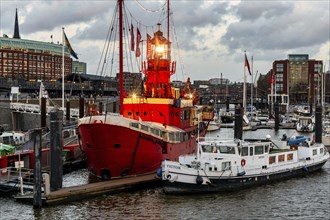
top-left (136, 27), bottom-right (141, 57)
top-left (245, 53), bottom-right (252, 75)
top-left (130, 23), bottom-right (135, 51)
top-left (64, 31), bottom-right (78, 59)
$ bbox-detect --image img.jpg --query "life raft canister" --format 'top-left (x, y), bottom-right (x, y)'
top-left (241, 159), bottom-right (246, 167)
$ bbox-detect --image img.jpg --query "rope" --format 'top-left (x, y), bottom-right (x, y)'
top-left (134, 0), bottom-right (167, 13)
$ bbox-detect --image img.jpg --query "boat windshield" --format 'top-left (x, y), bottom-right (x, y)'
top-left (201, 144), bottom-right (235, 154)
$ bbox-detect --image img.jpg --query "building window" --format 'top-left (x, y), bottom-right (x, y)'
top-left (314, 63), bottom-right (322, 73)
top-left (276, 63), bottom-right (284, 72)
top-left (276, 83), bottom-right (283, 92)
top-left (276, 73), bottom-right (283, 82)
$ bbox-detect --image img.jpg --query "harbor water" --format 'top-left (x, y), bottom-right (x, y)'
top-left (0, 128), bottom-right (329, 219)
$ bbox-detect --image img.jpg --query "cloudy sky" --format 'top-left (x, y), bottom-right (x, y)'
top-left (0, 0), bottom-right (329, 83)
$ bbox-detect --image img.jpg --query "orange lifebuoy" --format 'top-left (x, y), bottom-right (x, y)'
top-left (241, 159), bottom-right (246, 167)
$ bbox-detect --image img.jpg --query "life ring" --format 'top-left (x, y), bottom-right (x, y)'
top-left (93, 120), bottom-right (103, 124)
top-left (241, 159), bottom-right (246, 167)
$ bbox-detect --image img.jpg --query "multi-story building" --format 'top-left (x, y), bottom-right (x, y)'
top-left (72, 61), bottom-right (87, 74)
top-left (272, 54), bottom-right (323, 105)
top-left (0, 9), bottom-right (72, 82)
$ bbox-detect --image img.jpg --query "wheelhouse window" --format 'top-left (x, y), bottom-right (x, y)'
top-left (141, 124), bottom-right (149, 132)
top-left (241, 147), bottom-right (248, 156)
top-left (255, 145), bottom-right (264, 155)
top-left (278, 155), bottom-right (285, 162)
top-left (219, 146), bottom-right (236, 154)
top-left (313, 149), bottom-right (317, 155)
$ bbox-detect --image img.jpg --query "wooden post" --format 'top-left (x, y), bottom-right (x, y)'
top-left (40, 97), bottom-right (46, 129)
top-left (50, 109), bottom-right (63, 191)
top-left (79, 96), bottom-right (84, 118)
top-left (315, 105), bottom-right (322, 143)
top-left (33, 129), bottom-right (42, 209)
top-left (274, 102), bottom-right (280, 131)
top-left (66, 99), bottom-right (70, 122)
top-left (234, 105), bottom-right (243, 140)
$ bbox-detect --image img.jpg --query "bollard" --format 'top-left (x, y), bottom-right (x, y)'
top-left (274, 102), bottom-right (280, 131)
top-left (234, 105), bottom-right (243, 140)
top-left (50, 109), bottom-right (63, 191)
top-left (33, 129), bottom-right (42, 209)
top-left (315, 106), bottom-right (322, 143)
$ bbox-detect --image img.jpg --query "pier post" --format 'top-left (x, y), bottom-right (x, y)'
top-left (309, 103), bottom-right (313, 116)
top-left (33, 129), bottom-right (42, 209)
top-left (50, 109), bottom-right (63, 191)
top-left (79, 96), bottom-right (84, 118)
top-left (40, 97), bottom-right (46, 129)
top-left (274, 102), bottom-right (280, 131)
top-left (226, 97), bottom-right (230, 112)
top-left (234, 105), bottom-right (243, 140)
top-left (99, 101), bottom-right (103, 115)
top-left (66, 99), bottom-right (70, 122)
top-left (315, 105), bottom-right (322, 143)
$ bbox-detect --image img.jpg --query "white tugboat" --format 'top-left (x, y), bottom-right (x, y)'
top-left (160, 135), bottom-right (329, 194)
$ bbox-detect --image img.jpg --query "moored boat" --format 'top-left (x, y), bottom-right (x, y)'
top-left (160, 135), bottom-right (329, 194)
top-left (296, 116), bottom-right (315, 132)
top-left (78, 0), bottom-right (213, 180)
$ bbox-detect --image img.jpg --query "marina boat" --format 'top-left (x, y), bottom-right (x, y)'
top-left (207, 111), bottom-right (221, 132)
top-left (160, 135), bottom-right (329, 194)
top-left (0, 131), bottom-right (29, 146)
top-left (220, 111), bottom-right (234, 124)
top-left (322, 120), bottom-right (330, 148)
top-left (296, 116), bottom-right (315, 132)
top-left (78, 0), bottom-right (213, 180)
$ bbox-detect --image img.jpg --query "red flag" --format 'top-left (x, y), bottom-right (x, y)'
top-left (130, 24), bottom-right (135, 51)
top-left (136, 27), bottom-right (141, 57)
top-left (245, 54), bottom-right (252, 75)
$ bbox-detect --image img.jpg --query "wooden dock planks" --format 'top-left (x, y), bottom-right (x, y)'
top-left (16, 174), bottom-right (161, 205)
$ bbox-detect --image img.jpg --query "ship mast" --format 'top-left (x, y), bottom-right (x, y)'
top-left (119, 0), bottom-right (124, 114)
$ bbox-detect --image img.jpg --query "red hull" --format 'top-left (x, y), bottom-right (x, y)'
top-left (79, 123), bottom-right (198, 179)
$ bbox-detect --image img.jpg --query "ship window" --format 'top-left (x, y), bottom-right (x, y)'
top-left (219, 146), bottom-right (235, 154)
top-left (320, 148), bottom-right (323, 154)
top-left (131, 122), bottom-right (139, 129)
top-left (250, 147), bottom-right (254, 156)
top-left (175, 133), bottom-right (180, 141)
top-left (255, 146), bottom-right (264, 155)
top-left (144, 112), bottom-right (147, 116)
top-left (287, 153), bottom-right (293, 161)
top-left (202, 145), bottom-right (212, 153)
top-left (141, 124), bottom-right (149, 132)
top-left (222, 162), bottom-right (231, 171)
top-left (169, 132), bottom-right (174, 141)
top-left (278, 154), bottom-right (285, 162)
top-left (241, 147), bottom-right (248, 156)
top-left (128, 112), bottom-right (132, 116)
top-left (135, 112), bottom-right (140, 116)
top-left (313, 149), bottom-right (317, 155)
top-left (269, 156), bottom-right (276, 164)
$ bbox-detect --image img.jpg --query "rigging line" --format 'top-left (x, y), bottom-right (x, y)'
top-left (134, 0), bottom-right (167, 13)
top-left (124, 6), bottom-right (135, 74)
top-left (96, 2), bottom-right (119, 77)
top-left (171, 11), bottom-right (186, 80)
top-left (125, 3), bottom-right (165, 30)
top-left (104, 9), bottom-right (119, 78)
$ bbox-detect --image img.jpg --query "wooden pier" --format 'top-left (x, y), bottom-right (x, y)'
top-left (15, 174), bottom-right (161, 206)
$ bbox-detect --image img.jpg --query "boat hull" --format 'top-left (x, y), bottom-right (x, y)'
top-left (162, 160), bottom-right (328, 194)
top-left (79, 123), bottom-right (197, 179)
